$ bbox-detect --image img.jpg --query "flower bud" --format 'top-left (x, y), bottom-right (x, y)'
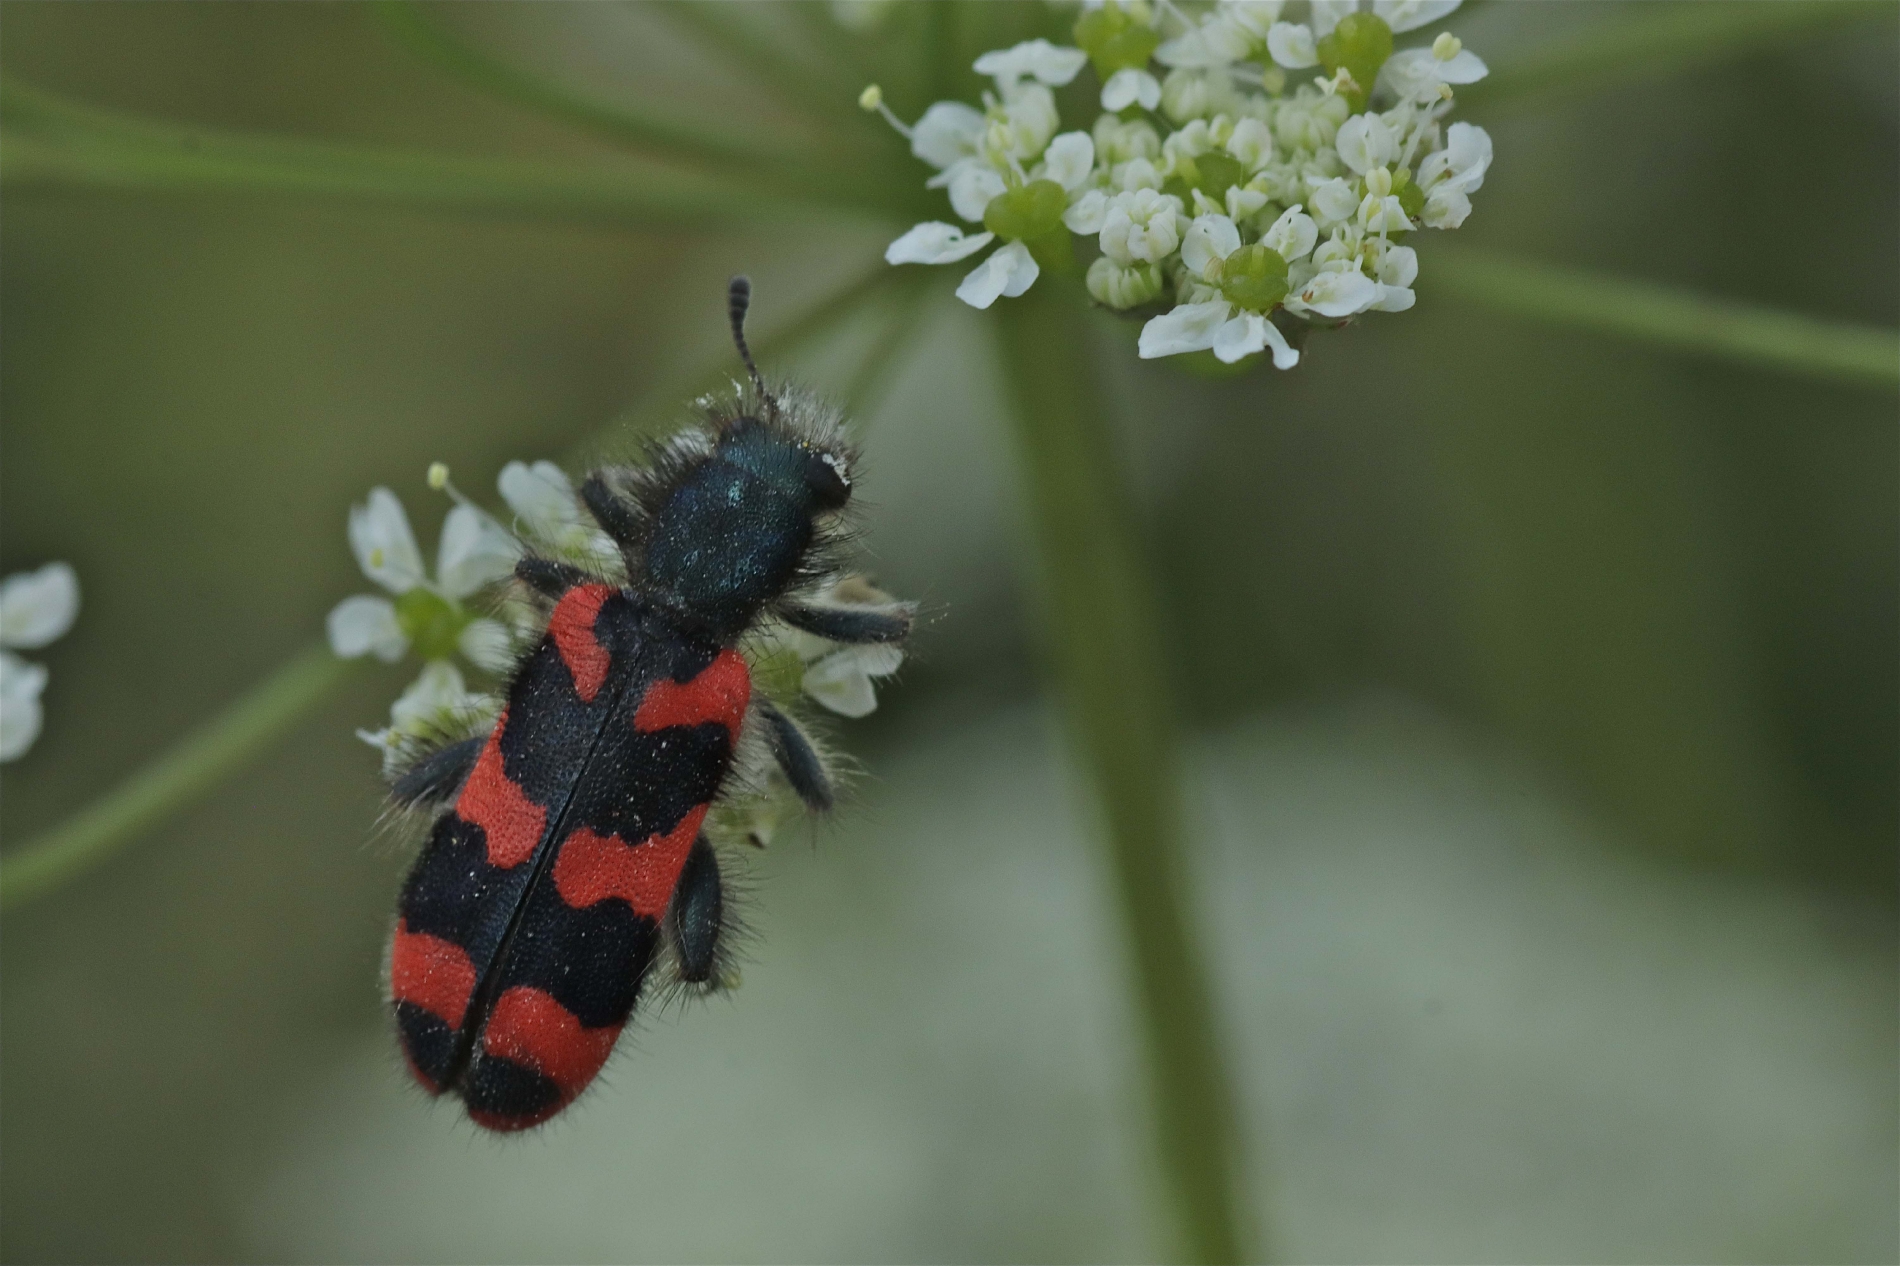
top-left (1218, 243), bottom-right (1289, 311)
top-left (983, 180), bottom-right (1070, 242)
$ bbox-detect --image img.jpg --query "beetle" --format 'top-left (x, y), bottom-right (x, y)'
top-left (381, 278), bottom-right (912, 1130)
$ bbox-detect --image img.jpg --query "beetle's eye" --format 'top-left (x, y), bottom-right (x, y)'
top-left (805, 449), bottom-right (850, 510)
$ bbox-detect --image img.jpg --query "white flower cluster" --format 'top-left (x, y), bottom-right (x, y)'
top-left (869, 0), bottom-right (1493, 368)
top-left (326, 461), bottom-right (902, 771)
top-left (0, 562), bottom-right (79, 761)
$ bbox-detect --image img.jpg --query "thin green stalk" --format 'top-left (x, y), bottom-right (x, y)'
top-left (651, 1), bottom-right (863, 135)
top-left (1465, 0), bottom-right (1882, 111)
top-left (0, 79), bottom-right (851, 228)
top-left (993, 282), bottom-right (1248, 1265)
top-left (0, 646), bottom-right (354, 910)
top-left (0, 263), bottom-right (901, 910)
top-left (1432, 246), bottom-right (1900, 392)
top-left (372, 1), bottom-right (789, 169)
top-left (838, 273), bottom-right (939, 420)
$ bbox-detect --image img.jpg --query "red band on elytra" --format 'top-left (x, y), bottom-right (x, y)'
top-left (548, 584), bottom-right (614, 703)
top-left (456, 722), bottom-right (547, 870)
top-left (632, 649), bottom-right (750, 735)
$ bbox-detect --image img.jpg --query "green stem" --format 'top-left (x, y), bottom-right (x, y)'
top-left (0, 645), bottom-right (354, 910)
top-left (652, 1), bottom-right (862, 133)
top-left (993, 282), bottom-right (1248, 1265)
top-left (839, 273), bottom-right (939, 420)
top-left (1466, 0), bottom-right (1882, 111)
top-left (372, 2), bottom-right (791, 168)
top-left (1431, 246), bottom-right (1900, 392)
top-left (0, 79), bottom-right (857, 228)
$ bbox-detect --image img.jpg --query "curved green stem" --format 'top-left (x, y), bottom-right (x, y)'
top-left (0, 79), bottom-right (858, 227)
top-left (1432, 246), bottom-right (1900, 392)
top-left (372, 1), bottom-right (786, 168)
top-left (0, 645), bottom-right (354, 910)
top-left (1466, 0), bottom-right (1882, 111)
top-left (994, 282), bottom-right (1249, 1264)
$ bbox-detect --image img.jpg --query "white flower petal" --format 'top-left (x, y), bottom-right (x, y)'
top-left (1372, 284), bottom-right (1416, 312)
top-left (1444, 121), bottom-right (1493, 190)
top-left (955, 242), bottom-right (1039, 310)
top-left (1379, 244), bottom-right (1419, 288)
top-left (938, 160), bottom-right (1009, 224)
top-left (1422, 184), bottom-right (1471, 228)
top-left (1226, 117), bottom-right (1274, 170)
top-left (1138, 299), bottom-right (1232, 358)
top-left (1309, 176), bottom-right (1362, 224)
top-left (1287, 267), bottom-right (1380, 317)
top-left (457, 618), bottom-right (517, 674)
top-left (1063, 188), bottom-right (1110, 234)
top-left (1262, 205), bottom-right (1318, 261)
top-left (1260, 320), bottom-right (1301, 369)
top-left (1265, 21), bottom-right (1319, 68)
top-left (972, 39), bottom-right (1087, 87)
top-left (885, 221), bottom-right (997, 265)
top-left (1101, 68), bottom-right (1162, 112)
top-left (498, 461), bottom-right (581, 535)
top-left (1180, 213), bottom-right (1242, 277)
top-left (1212, 312), bottom-right (1269, 364)
top-left (1310, 0), bottom-right (1356, 38)
top-left (1437, 48), bottom-right (1488, 83)
top-left (436, 504), bottom-right (521, 600)
top-left (802, 644), bottom-right (902, 718)
top-left (326, 595), bottom-right (407, 662)
top-left (1334, 113), bottom-right (1397, 175)
top-left (911, 101), bottom-right (986, 169)
top-left (389, 660), bottom-right (475, 731)
top-left (1373, 0), bottom-right (1462, 33)
top-left (1039, 132), bottom-right (1096, 191)
top-left (349, 487), bottom-right (426, 595)
top-left (0, 649), bottom-right (49, 761)
top-left (0, 562), bottom-right (79, 650)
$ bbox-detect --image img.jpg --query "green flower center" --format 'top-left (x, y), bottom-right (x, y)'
top-left (1074, 4), bottom-right (1162, 78)
top-left (1317, 12), bottom-right (1393, 110)
top-left (396, 588), bottom-right (469, 661)
top-left (1218, 243), bottom-right (1289, 311)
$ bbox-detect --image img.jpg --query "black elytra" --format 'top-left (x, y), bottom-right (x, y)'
top-left (380, 277), bottom-right (914, 1131)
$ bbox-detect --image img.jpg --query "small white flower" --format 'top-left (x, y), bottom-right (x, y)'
top-left (973, 40), bottom-right (1088, 89)
top-left (1419, 120), bottom-right (1493, 194)
top-left (0, 652), bottom-right (50, 763)
top-left (1421, 184), bottom-right (1470, 228)
top-left (1380, 44), bottom-right (1487, 102)
top-left (1307, 176), bottom-right (1362, 225)
top-left (327, 487), bottom-right (518, 671)
top-left (1261, 204), bottom-right (1319, 261)
top-left (1266, 21), bottom-right (1318, 69)
top-left (1334, 113), bottom-right (1398, 174)
top-left (765, 577), bottom-right (909, 718)
top-left (910, 102), bottom-right (986, 170)
top-left (932, 161), bottom-right (1009, 224)
top-left (1086, 257), bottom-right (1166, 309)
top-left (1036, 131), bottom-right (1097, 192)
top-left (1357, 190), bottom-right (1414, 234)
top-left (1179, 211), bottom-right (1244, 280)
top-left (1160, 68), bottom-right (1242, 123)
top-left (1284, 263), bottom-right (1381, 317)
top-left (1373, 0), bottom-right (1463, 34)
top-left (356, 661), bottom-right (499, 776)
top-left (1225, 116), bottom-right (1275, 170)
top-left (1102, 68), bottom-right (1163, 112)
top-left (802, 643), bottom-right (904, 719)
top-left (886, 221), bottom-right (997, 265)
top-left (496, 460), bottom-right (617, 566)
top-left (1138, 298), bottom-right (1299, 368)
top-left (1094, 115), bottom-right (1162, 164)
top-left (1064, 189), bottom-right (1110, 234)
top-left (1100, 189), bottom-right (1187, 266)
top-left (0, 562), bottom-right (79, 761)
top-left (956, 240), bottom-right (1040, 309)
top-left (1370, 242), bottom-right (1418, 311)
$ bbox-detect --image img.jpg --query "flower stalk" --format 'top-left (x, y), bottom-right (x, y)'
top-left (994, 279), bottom-right (1248, 1265)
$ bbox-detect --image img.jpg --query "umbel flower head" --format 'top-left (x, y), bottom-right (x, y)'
top-left (0, 561), bottom-right (79, 761)
top-left (867, 0), bottom-right (1493, 369)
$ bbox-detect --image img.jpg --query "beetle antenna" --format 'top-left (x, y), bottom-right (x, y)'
top-left (727, 276), bottom-right (773, 413)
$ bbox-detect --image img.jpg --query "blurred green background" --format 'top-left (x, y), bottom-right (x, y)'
top-left (1, 3), bottom-right (1894, 1262)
